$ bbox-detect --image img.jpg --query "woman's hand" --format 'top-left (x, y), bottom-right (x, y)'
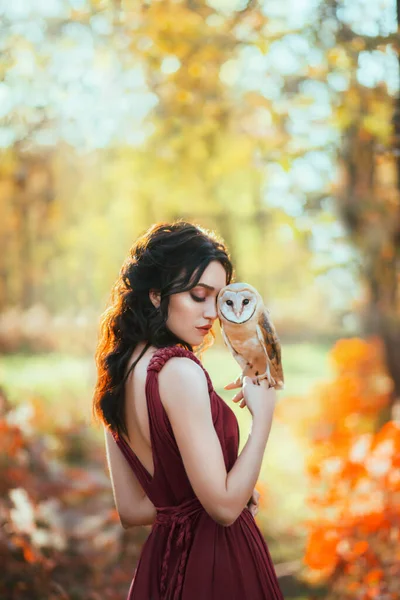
top-left (246, 488), bottom-right (260, 518)
top-left (225, 375), bottom-right (276, 419)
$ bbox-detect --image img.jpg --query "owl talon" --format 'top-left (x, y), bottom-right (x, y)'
top-left (256, 372), bottom-right (276, 388)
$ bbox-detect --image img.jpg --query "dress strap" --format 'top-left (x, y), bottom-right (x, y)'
top-left (147, 345), bottom-right (213, 394)
top-left (110, 429), bottom-right (154, 486)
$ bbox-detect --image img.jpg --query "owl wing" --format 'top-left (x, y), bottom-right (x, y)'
top-left (256, 311), bottom-right (284, 387)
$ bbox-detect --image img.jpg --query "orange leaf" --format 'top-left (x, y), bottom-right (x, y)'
top-left (352, 540), bottom-right (369, 556)
top-left (364, 568), bottom-right (384, 584)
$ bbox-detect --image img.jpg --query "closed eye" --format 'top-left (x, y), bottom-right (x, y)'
top-left (190, 293), bottom-right (206, 303)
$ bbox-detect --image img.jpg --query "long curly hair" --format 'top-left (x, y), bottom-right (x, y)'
top-left (92, 220), bottom-right (234, 438)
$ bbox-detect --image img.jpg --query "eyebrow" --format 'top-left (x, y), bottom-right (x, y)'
top-left (195, 283), bottom-right (215, 291)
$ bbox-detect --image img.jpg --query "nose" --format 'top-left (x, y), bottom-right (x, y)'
top-left (203, 298), bottom-right (217, 320)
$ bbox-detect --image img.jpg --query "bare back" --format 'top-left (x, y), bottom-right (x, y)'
top-left (122, 341), bottom-right (159, 478)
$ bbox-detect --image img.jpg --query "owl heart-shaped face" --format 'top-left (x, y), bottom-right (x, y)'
top-left (217, 283), bottom-right (259, 324)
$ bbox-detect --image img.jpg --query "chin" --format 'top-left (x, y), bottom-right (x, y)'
top-left (173, 333), bottom-right (197, 347)
top-left (172, 330), bottom-right (213, 350)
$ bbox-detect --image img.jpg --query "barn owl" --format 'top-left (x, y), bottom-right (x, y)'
top-left (216, 282), bottom-right (284, 390)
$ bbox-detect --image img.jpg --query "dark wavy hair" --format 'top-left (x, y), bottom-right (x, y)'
top-left (92, 220), bottom-right (234, 437)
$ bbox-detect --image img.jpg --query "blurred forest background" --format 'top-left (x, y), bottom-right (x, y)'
top-left (0, 0), bottom-right (399, 598)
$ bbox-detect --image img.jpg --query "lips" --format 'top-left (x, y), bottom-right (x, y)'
top-left (196, 325), bottom-right (212, 332)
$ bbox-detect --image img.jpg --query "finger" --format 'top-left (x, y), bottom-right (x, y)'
top-left (248, 503), bottom-right (257, 517)
top-left (224, 381), bottom-right (242, 390)
top-left (239, 398), bottom-right (246, 408)
top-left (250, 497), bottom-right (258, 509)
top-left (232, 390), bottom-right (243, 403)
top-left (250, 488), bottom-right (260, 502)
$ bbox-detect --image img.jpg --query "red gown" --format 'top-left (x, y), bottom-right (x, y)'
top-left (111, 345), bottom-right (284, 600)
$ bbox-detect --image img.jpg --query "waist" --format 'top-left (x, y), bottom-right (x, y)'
top-left (154, 496), bottom-right (204, 526)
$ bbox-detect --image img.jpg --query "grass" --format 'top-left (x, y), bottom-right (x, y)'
top-left (0, 352), bottom-right (96, 406)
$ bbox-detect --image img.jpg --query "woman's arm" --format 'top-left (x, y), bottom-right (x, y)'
top-left (158, 358), bottom-right (275, 526)
top-left (121, 494), bottom-right (157, 528)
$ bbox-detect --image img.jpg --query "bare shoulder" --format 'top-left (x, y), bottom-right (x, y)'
top-left (157, 357), bottom-right (209, 409)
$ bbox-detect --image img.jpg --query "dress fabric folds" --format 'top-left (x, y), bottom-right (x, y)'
top-left (112, 345), bottom-right (284, 600)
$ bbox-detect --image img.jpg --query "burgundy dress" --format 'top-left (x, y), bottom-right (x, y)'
top-left (111, 345), bottom-right (284, 600)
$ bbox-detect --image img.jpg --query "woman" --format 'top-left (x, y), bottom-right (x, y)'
top-left (92, 220), bottom-right (283, 600)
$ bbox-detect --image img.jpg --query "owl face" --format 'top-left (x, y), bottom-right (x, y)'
top-left (217, 283), bottom-right (258, 324)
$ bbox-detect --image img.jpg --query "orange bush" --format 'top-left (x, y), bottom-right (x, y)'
top-left (301, 338), bottom-right (399, 599)
top-left (0, 397), bottom-right (143, 599)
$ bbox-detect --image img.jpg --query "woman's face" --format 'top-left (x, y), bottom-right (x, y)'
top-left (151, 260), bottom-right (228, 347)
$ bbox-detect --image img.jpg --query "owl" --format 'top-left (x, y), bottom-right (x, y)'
top-left (216, 282), bottom-right (284, 390)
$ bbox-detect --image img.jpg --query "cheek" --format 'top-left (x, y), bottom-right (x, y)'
top-left (168, 295), bottom-right (197, 322)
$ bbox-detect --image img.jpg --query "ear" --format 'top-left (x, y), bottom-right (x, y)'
top-left (149, 289), bottom-right (161, 309)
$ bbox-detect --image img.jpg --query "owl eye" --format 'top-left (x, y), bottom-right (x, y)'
top-left (226, 300), bottom-right (233, 306)
top-left (243, 299), bottom-right (249, 305)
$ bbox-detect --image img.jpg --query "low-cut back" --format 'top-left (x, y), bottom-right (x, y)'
top-left (111, 344), bottom-right (284, 600)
